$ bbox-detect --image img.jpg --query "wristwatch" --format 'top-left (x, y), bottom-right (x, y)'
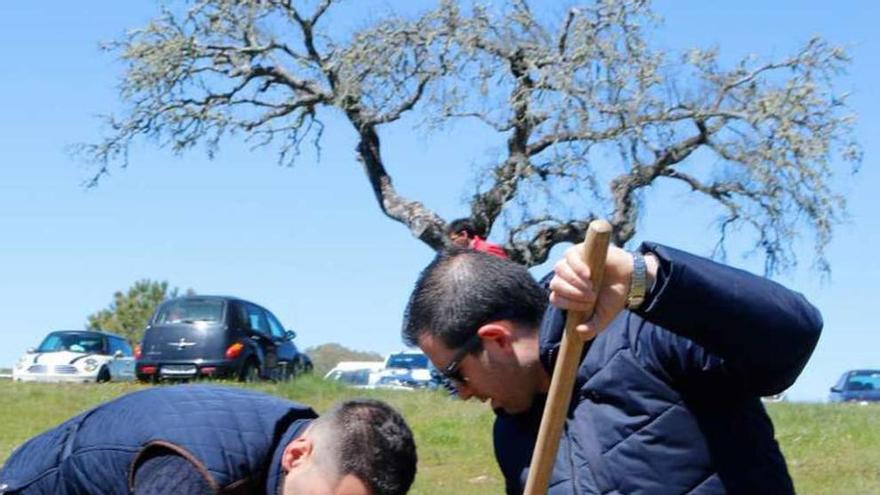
top-left (626, 251), bottom-right (647, 310)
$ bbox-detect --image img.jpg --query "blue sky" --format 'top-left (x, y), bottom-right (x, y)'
top-left (0, 1), bottom-right (876, 401)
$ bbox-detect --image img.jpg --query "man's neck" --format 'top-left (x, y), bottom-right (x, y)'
top-left (536, 360), bottom-right (552, 394)
top-left (517, 332), bottom-right (551, 394)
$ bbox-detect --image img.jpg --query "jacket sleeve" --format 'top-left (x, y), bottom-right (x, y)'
top-left (632, 242), bottom-right (823, 396)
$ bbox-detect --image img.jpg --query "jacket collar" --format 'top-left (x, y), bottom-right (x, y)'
top-left (538, 300), bottom-right (568, 374)
top-left (266, 418), bottom-right (313, 495)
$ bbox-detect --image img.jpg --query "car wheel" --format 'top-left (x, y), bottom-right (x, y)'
top-left (239, 361), bottom-right (260, 383)
top-left (302, 360), bottom-right (313, 374)
top-left (97, 367), bottom-right (111, 383)
top-left (278, 361), bottom-right (295, 381)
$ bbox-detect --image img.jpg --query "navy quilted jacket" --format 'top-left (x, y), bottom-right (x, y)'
top-left (0, 385), bottom-right (317, 494)
top-left (494, 243), bottom-right (822, 495)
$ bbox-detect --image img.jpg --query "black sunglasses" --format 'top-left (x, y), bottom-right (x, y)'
top-left (439, 333), bottom-right (483, 384)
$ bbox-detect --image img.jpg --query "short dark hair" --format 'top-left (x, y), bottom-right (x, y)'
top-left (446, 218), bottom-right (482, 238)
top-left (323, 399), bottom-right (417, 495)
top-left (402, 248), bottom-right (547, 349)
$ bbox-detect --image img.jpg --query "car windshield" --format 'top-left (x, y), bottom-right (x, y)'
top-left (378, 376), bottom-right (404, 385)
top-left (156, 299), bottom-right (224, 324)
top-left (386, 353), bottom-right (428, 370)
top-left (328, 369), bottom-right (371, 386)
top-left (845, 371), bottom-right (880, 391)
top-left (37, 332), bottom-right (106, 354)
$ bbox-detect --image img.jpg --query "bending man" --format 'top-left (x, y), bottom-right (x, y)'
top-left (403, 242), bottom-right (821, 494)
top-left (0, 385), bottom-right (416, 495)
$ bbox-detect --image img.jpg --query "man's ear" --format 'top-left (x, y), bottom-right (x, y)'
top-left (281, 436), bottom-right (313, 472)
top-left (477, 321), bottom-right (515, 352)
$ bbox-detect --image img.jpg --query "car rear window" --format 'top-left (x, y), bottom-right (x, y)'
top-left (155, 299), bottom-right (225, 324)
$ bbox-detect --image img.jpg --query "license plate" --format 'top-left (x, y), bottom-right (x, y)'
top-left (160, 365), bottom-right (197, 375)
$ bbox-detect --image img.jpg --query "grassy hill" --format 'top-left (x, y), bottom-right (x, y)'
top-left (305, 343), bottom-right (384, 376)
top-left (1, 379), bottom-right (878, 494)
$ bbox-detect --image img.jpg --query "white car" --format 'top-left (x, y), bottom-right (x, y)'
top-left (370, 370), bottom-right (422, 391)
top-left (374, 350), bottom-right (434, 390)
top-left (324, 361), bottom-right (385, 388)
top-left (13, 330), bottom-right (136, 383)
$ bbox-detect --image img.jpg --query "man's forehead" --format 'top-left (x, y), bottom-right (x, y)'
top-left (416, 331), bottom-right (450, 352)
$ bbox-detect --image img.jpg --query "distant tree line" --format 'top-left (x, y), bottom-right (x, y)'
top-left (305, 343), bottom-right (384, 376)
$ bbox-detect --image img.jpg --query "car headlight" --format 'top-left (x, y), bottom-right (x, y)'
top-left (82, 358), bottom-right (99, 372)
top-left (14, 357), bottom-right (29, 370)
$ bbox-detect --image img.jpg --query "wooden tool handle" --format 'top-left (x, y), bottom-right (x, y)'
top-left (523, 219), bottom-right (612, 495)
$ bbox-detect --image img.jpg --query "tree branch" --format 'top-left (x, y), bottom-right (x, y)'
top-left (353, 123), bottom-right (446, 248)
top-left (610, 120), bottom-right (709, 245)
top-left (506, 218), bottom-right (592, 265)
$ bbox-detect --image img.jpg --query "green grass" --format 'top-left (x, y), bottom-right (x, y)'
top-left (1, 379), bottom-right (878, 494)
top-left (773, 402), bottom-right (880, 494)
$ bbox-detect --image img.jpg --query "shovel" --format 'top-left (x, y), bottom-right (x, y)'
top-left (523, 219), bottom-right (612, 494)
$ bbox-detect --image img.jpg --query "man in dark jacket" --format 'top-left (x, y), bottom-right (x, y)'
top-left (0, 385), bottom-right (416, 495)
top-left (403, 242), bottom-right (821, 494)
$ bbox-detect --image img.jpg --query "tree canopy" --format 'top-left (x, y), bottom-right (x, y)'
top-left (80, 0), bottom-right (860, 272)
top-left (86, 279), bottom-right (193, 343)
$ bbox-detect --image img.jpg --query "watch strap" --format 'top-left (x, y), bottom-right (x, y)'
top-left (626, 251), bottom-right (647, 310)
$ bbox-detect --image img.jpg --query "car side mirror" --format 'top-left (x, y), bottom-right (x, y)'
top-left (26, 347), bottom-right (36, 354)
top-left (114, 350), bottom-right (124, 359)
top-left (285, 330), bottom-right (297, 340)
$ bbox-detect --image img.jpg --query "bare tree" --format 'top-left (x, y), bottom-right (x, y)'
top-left (78, 0), bottom-right (860, 272)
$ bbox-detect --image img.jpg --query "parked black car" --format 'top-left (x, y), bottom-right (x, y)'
top-left (136, 296), bottom-right (305, 382)
top-left (829, 369), bottom-right (880, 403)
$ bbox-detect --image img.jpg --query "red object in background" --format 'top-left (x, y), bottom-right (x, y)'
top-left (225, 342), bottom-right (245, 360)
top-left (471, 236), bottom-right (509, 259)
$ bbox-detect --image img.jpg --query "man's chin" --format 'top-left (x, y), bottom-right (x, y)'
top-left (493, 401), bottom-right (530, 415)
